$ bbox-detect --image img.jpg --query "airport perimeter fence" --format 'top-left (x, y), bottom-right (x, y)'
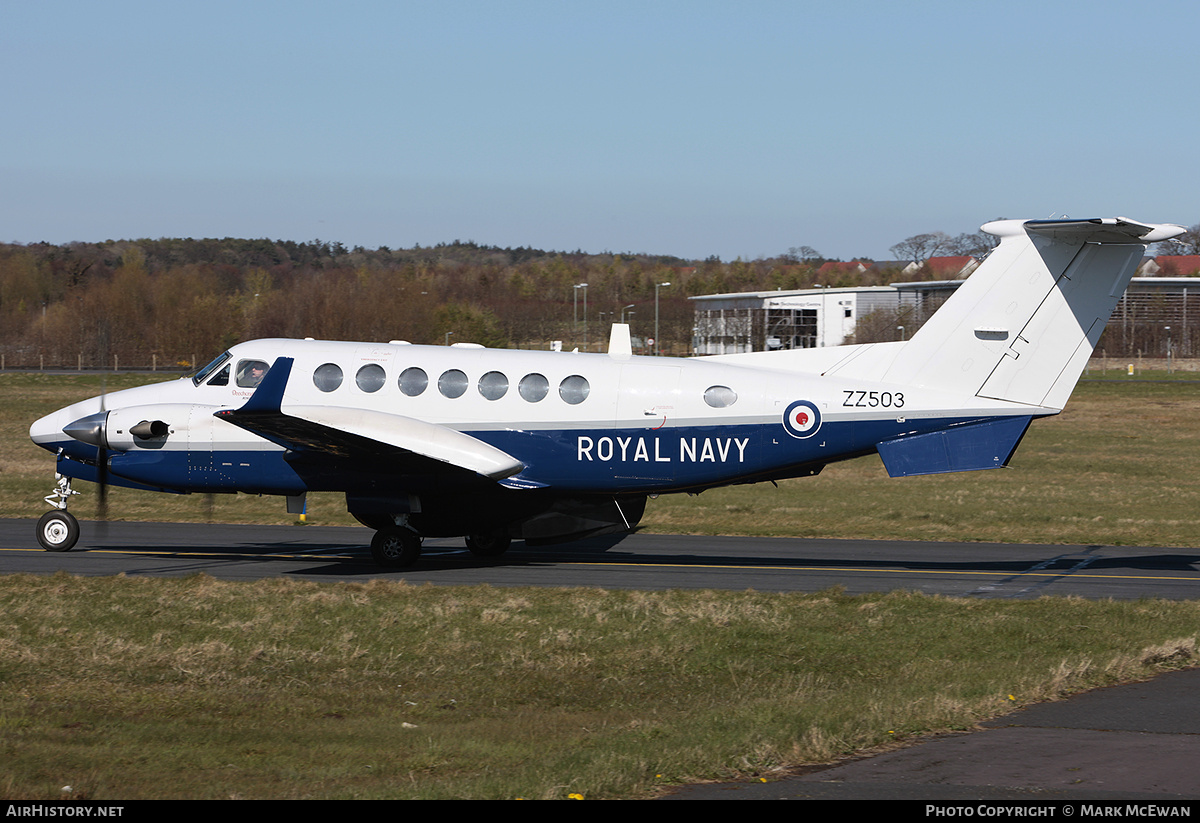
top-left (0, 348), bottom-right (197, 374)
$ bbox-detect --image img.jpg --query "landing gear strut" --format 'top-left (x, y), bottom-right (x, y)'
top-left (38, 473), bottom-right (81, 552)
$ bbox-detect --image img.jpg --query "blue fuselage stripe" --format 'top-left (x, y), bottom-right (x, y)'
top-left (45, 414), bottom-right (1008, 495)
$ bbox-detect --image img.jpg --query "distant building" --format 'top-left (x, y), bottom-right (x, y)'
top-left (1143, 256), bottom-right (1200, 276)
top-left (923, 255), bottom-right (979, 279)
top-left (691, 275), bottom-right (1200, 357)
top-left (690, 285), bottom-right (950, 354)
top-left (816, 260), bottom-right (869, 279)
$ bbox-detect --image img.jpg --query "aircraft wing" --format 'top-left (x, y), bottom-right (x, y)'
top-left (214, 357), bottom-right (524, 481)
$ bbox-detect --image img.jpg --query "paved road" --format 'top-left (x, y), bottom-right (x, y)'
top-left (4, 518), bottom-right (1200, 599)
top-left (664, 667), bottom-right (1200, 800)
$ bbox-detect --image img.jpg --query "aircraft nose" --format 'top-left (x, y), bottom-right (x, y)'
top-left (62, 411), bottom-right (109, 448)
top-left (29, 409), bottom-right (70, 450)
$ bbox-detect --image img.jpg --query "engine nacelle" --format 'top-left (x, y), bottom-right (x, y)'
top-left (63, 404), bottom-right (214, 451)
top-left (104, 403), bottom-right (205, 451)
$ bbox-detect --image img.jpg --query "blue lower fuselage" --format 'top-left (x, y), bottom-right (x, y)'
top-left (44, 413), bottom-right (1010, 498)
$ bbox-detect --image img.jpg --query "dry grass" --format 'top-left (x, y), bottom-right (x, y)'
top-left (2, 574), bottom-right (1199, 798)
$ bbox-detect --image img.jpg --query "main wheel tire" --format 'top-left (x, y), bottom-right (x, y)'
top-left (37, 510), bottom-right (79, 552)
top-left (465, 531), bottom-right (511, 558)
top-left (370, 527), bottom-right (421, 568)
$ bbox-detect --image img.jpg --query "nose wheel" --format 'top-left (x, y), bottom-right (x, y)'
top-left (38, 472), bottom-right (81, 552)
top-left (37, 510), bottom-right (80, 552)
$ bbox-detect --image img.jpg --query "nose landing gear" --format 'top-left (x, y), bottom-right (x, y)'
top-left (38, 473), bottom-right (81, 552)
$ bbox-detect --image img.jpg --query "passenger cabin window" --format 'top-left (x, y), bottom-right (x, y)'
top-left (703, 385), bottom-right (737, 408)
top-left (438, 369), bottom-right (468, 398)
top-left (559, 375), bottom-right (590, 405)
top-left (356, 363), bottom-right (386, 393)
top-left (399, 367), bottom-right (428, 396)
top-left (519, 373), bottom-right (549, 402)
top-left (314, 363), bottom-right (343, 392)
top-left (237, 359), bottom-right (270, 388)
top-left (478, 371), bottom-right (508, 400)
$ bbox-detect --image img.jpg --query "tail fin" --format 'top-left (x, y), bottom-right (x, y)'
top-left (835, 217), bottom-right (1183, 410)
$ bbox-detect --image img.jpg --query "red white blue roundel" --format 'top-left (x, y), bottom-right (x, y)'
top-left (783, 400), bottom-right (822, 439)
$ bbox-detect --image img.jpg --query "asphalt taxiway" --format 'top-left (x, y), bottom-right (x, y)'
top-left (3, 518), bottom-right (1200, 599)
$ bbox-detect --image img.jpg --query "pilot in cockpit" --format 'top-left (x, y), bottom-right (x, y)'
top-left (237, 360), bottom-right (269, 388)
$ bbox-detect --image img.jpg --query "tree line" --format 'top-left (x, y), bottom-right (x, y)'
top-left (0, 237), bottom-right (833, 369)
top-left (3, 224), bottom-right (1196, 370)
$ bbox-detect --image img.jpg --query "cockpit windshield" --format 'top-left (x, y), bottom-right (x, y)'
top-left (192, 351), bottom-right (232, 386)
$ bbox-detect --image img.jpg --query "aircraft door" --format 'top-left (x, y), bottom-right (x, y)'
top-left (186, 404), bottom-right (226, 488)
top-left (612, 364), bottom-right (681, 483)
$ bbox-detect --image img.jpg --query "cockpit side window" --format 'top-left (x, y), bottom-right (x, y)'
top-left (236, 359), bottom-right (270, 388)
top-left (192, 351), bottom-right (231, 386)
top-left (207, 364), bottom-right (230, 386)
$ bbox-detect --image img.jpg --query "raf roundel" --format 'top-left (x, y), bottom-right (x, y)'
top-left (783, 400), bottom-right (822, 439)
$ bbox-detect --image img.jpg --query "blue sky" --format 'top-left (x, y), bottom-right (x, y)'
top-left (3, 1), bottom-right (1197, 261)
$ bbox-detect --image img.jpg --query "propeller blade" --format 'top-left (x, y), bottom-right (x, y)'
top-left (95, 377), bottom-right (108, 531)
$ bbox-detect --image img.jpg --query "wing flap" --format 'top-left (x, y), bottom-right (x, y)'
top-left (280, 405), bottom-right (524, 480)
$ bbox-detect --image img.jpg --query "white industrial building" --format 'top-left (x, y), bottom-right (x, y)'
top-left (691, 277), bottom-right (1200, 357)
top-left (690, 282), bottom-right (960, 354)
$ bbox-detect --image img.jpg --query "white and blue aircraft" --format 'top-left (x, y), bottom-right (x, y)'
top-left (29, 217), bottom-right (1184, 567)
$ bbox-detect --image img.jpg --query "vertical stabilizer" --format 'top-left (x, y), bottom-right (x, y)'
top-left (866, 217), bottom-right (1183, 410)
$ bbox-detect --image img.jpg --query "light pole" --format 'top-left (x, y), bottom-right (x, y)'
top-left (622, 304), bottom-right (635, 324)
top-left (574, 283), bottom-right (588, 350)
top-left (655, 281), bottom-right (671, 355)
top-left (445, 331), bottom-right (454, 346)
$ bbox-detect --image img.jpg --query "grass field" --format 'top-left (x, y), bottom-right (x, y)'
top-left (1, 574), bottom-right (1198, 799)
top-left (1, 370), bottom-right (1199, 799)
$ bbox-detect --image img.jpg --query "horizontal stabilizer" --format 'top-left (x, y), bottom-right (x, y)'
top-left (876, 415), bottom-right (1033, 477)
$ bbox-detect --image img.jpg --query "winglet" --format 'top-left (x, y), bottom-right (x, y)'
top-left (234, 357), bottom-right (294, 415)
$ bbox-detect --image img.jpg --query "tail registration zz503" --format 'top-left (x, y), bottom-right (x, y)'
top-left (844, 390), bottom-right (906, 409)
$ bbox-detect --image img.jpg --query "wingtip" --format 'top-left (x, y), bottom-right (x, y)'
top-left (234, 356), bottom-right (294, 415)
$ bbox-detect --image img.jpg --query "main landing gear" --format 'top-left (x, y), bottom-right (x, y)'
top-left (464, 530), bottom-right (511, 558)
top-left (37, 473), bottom-right (81, 552)
top-left (370, 526), bottom-right (422, 568)
top-left (367, 523), bottom-right (512, 569)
